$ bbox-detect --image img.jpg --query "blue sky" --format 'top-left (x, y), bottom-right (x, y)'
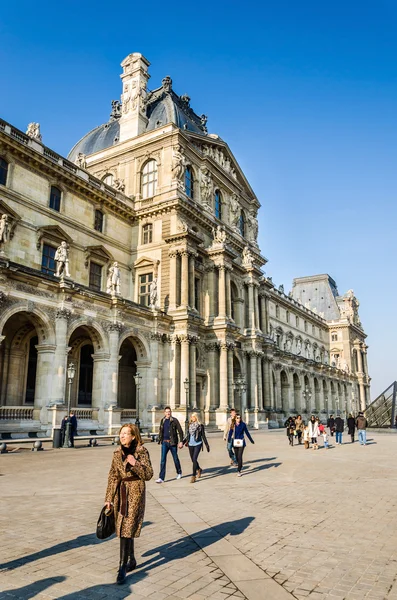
top-left (1, 1), bottom-right (395, 397)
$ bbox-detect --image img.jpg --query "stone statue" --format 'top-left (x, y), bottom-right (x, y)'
top-left (106, 262), bottom-right (121, 295)
top-left (279, 284), bottom-right (284, 294)
top-left (200, 168), bottom-right (212, 207)
top-left (324, 350), bottom-right (329, 365)
top-left (212, 225), bottom-right (226, 244)
top-left (162, 76), bottom-right (172, 92)
top-left (113, 179), bottom-right (125, 192)
top-left (75, 153), bottom-right (87, 169)
top-left (110, 100), bottom-right (122, 120)
top-left (285, 338), bottom-right (292, 352)
top-left (247, 209), bottom-right (258, 242)
top-left (229, 193), bottom-right (240, 228)
top-left (172, 145), bottom-right (185, 181)
top-left (242, 246), bottom-right (254, 268)
top-left (54, 241), bottom-right (71, 278)
top-left (149, 277), bottom-right (158, 307)
top-left (296, 339), bottom-right (302, 356)
top-left (200, 114), bottom-right (208, 131)
top-left (0, 214), bottom-right (10, 248)
top-left (26, 122), bottom-right (42, 141)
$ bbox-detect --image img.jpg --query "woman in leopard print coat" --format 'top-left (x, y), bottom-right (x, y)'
top-left (104, 424), bottom-right (153, 584)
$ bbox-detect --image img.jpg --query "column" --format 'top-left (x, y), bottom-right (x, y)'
top-left (189, 254), bottom-right (195, 309)
top-left (169, 250), bottom-right (177, 310)
top-left (254, 285), bottom-right (260, 330)
top-left (362, 347), bottom-right (369, 375)
top-left (51, 309), bottom-right (71, 404)
top-left (248, 282), bottom-right (255, 330)
top-left (227, 343), bottom-right (234, 408)
top-left (189, 338), bottom-right (197, 409)
top-left (161, 336), bottom-right (170, 405)
top-left (356, 344), bottom-right (364, 373)
top-left (263, 358), bottom-right (271, 410)
top-left (257, 354), bottom-right (263, 410)
top-left (206, 343), bottom-right (218, 410)
top-left (181, 251), bottom-right (189, 307)
top-left (226, 268), bottom-right (232, 319)
top-left (34, 344), bottom-right (57, 409)
top-left (92, 352), bottom-right (111, 410)
top-left (218, 266), bottom-right (227, 318)
top-left (275, 368), bottom-right (282, 411)
top-left (259, 294), bottom-right (267, 333)
top-left (0, 341), bottom-right (10, 404)
top-left (250, 351), bottom-right (258, 412)
top-left (180, 335), bottom-right (190, 406)
top-left (219, 342), bottom-right (228, 409)
top-left (107, 324), bottom-right (121, 407)
top-left (169, 336), bottom-right (179, 408)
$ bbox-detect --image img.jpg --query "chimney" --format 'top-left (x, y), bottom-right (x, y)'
top-left (119, 53), bottom-right (150, 142)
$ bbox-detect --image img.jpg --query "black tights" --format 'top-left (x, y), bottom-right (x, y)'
top-left (234, 446), bottom-right (245, 472)
top-left (189, 445), bottom-right (201, 476)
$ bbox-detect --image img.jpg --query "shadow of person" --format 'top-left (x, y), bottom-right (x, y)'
top-left (56, 583), bottom-right (134, 599)
top-left (0, 533), bottom-right (107, 571)
top-left (201, 458), bottom-right (279, 481)
top-left (240, 461), bottom-right (281, 475)
top-left (0, 576), bottom-right (66, 599)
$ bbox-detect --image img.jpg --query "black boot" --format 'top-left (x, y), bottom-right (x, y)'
top-left (126, 538), bottom-right (137, 572)
top-left (116, 538), bottom-right (129, 584)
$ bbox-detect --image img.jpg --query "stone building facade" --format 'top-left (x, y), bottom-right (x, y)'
top-left (0, 53), bottom-right (370, 434)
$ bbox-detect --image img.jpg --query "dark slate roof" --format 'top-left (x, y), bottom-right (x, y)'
top-left (68, 77), bottom-right (207, 160)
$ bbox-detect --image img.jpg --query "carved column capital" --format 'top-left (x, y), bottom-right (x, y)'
top-left (56, 308), bottom-right (72, 320)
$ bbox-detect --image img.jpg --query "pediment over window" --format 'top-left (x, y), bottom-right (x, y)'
top-left (84, 245), bottom-right (113, 267)
top-left (0, 198), bottom-right (21, 239)
top-left (36, 225), bottom-right (73, 249)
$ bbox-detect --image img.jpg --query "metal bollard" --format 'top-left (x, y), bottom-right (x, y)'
top-left (0, 442), bottom-right (8, 454)
top-left (88, 438), bottom-right (98, 447)
top-left (32, 440), bottom-right (43, 452)
top-left (112, 436), bottom-right (120, 445)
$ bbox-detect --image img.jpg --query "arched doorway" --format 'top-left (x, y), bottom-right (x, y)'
top-left (293, 373), bottom-right (301, 413)
top-left (313, 378), bottom-right (320, 414)
top-left (323, 380), bottom-right (329, 415)
top-left (69, 325), bottom-right (105, 407)
top-left (77, 344), bottom-right (94, 405)
top-left (25, 335), bottom-right (38, 404)
top-left (280, 370), bottom-right (289, 414)
top-left (118, 338), bottom-right (137, 409)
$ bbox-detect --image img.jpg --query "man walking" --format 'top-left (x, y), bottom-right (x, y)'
top-left (356, 411), bottom-right (368, 445)
top-left (156, 406), bottom-right (184, 483)
top-left (334, 413), bottom-right (344, 445)
top-left (223, 408), bottom-right (238, 466)
top-left (327, 414), bottom-right (335, 437)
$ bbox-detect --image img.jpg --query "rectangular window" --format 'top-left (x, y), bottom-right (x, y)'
top-left (139, 272), bottom-right (153, 306)
top-left (331, 333), bottom-right (338, 342)
top-left (49, 186), bottom-right (61, 211)
top-left (41, 244), bottom-right (56, 275)
top-left (89, 262), bottom-right (102, 291)
top-left (296, 316), bottom-right (299, 328)
top-left (286, 311), bottom-right (289, 323)
top-left (142, 223), bottom-right (153, 244)
top-left (194, 277), bottom-right (200, 312)
top-left (304, 321), bottom-right (308, 332)
top-left (94, 210), bottom-right (104, 232)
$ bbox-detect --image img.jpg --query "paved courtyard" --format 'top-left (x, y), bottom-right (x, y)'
top-left (1, 429), bottom-right (397, 600)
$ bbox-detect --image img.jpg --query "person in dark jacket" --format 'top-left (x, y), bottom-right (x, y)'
top-left (347, 413), bottom-right (356, 443)
top-left (184, 413), bottom-right (210, 483)
top-left (156, 407), bottom-right (184, 483)
top-left (334, 414), bottom-right (344, 445)
top-left (284, 416), bottom-right (296, 446)
top-left (356, 412), bottom-right (368, 445)
top-left (228, 414), bottom-right (254, 476)
top-left (61, 411), bottom-right (78, 447)
top-left (327, 415), bottom-right (335, 436)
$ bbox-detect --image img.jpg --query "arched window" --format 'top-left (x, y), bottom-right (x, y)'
top-left (49, 186), bottom-right (61, 211)
top-left (185, 166), bottom-right (194, 199)
top-left (142, 160), bottom-right (158, 199)
top-left (0, 158), bottom-right (8, 186)
top-left (239, 210), bottom-right (245, 237)
top-left (102, 173), bottom-right (114, 186)
top-left (214, 190), bottom-right (222, 219)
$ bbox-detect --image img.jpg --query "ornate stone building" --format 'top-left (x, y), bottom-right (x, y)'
top-left (0, 53), bottom-right (370, 434)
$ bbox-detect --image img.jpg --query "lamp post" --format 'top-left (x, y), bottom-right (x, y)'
top-left (134, 372), bottom-right (142, 431)
top-left (302, 386), bottom-right (312, 417)
top-left (233, 375), bottom-right (246, 414)
top-left (184, 378), bottom-right (189, 436)
top-left (324, 395), bottom-right (328, 417)
top-left (336, 397), bottom-right (340, 415)
top-left (62, 362), bottom-right (76, 448)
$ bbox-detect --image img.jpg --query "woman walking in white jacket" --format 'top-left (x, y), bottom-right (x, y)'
top-left (308, 416), bottom-right (319, 450)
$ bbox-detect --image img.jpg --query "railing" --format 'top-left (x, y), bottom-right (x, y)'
top-left (121, 410), bottom-right (137, 421)
top-left (72, 408), bottom-right (95, 420)
top-left (366, 382), bottom-right (397, 428)
top-left (0, 407), bottom-right (35, 420)
top-left (10, 128), bottom-right (29, 145)
top-left (43, 147), bottom-right (61, 163)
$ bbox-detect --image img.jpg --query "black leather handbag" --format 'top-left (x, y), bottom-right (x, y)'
top-left (96, 506), bottom-right (115, 539)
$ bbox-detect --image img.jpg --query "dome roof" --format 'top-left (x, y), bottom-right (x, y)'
top-left (68, 75), bottom-right (208, 161)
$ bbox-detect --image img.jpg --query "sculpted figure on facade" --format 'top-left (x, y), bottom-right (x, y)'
top-left (26, 122), bottom-right (42, 141)
top-left (0, 214), bottom-right (10, 250)
top-left (75, 153), bottom-right (87, 169)
top-left (200, 168), bottom-right (213, 207)
top-left (172, 145), bottom-right (185, 182)
top-left (247, 208), bottom-right (258, 243)
top-left (242, 245), bottom-right (254, 268)
top-left (212, 225), bottom-right (226, 245)
top-left (106, 262), bottom-right (121, 295)
top-left (296, 338), bottom-right (302, 355)
top-left (54, 241), bottom-right (71, 278)
top-left (229, 193), bottom-right (240, 229)
top-left (285, 338), bottom-right (292, 352)
top-left (149, 277), bottom-right (158, 307)
top-left (113, 178), bottom-right (125, 192)
top-left (324, 350), bottom-right (329, 365)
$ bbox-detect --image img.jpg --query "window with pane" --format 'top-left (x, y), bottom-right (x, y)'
top-left (185, 166), bottom-right (194, 199)
top-left (49, 186), bottom-right (61, 211)
top-left (331, 332), bottom-right (338, 342)
top-left (239, 211), bottom-right (245, 237)
top-left (296, 316), bottom-right (299, 327)
top-left (142, 223), bottom-right (153, 244)
top-left (41, 244), bottom-right (56, 275)
top-left (139, 272), bottom-right (153, 306)
top-left (89, 262), bottom-right (102, 291)
top-left (214, 190), bottom-right (222, 219)
top-left (0, 158), bottom-right (8, 186)
top-left (194, 277), bottom-right (200, 312)
top-left (142, 160), bottom-right (158, 199)
top-left (94, 210), bottom-right (104, 232)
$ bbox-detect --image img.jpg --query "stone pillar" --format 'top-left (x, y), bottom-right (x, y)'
top-left (227, 343), bottom-right (235, 408)
top-left (180, 335), bottom-right (190, 406)
top-left (189, 254), bottom-right (195, 309)
top-left (218, 266), bottom-right (227, 318)
top-left (189, 337), bottom-right (197, 409)
top-left (275, 367), bottom-right (282, 411)
top-left (359, 382), bottom-right (366, 411)
top-left (107, 324), bottom-right (121, 407)
top-left (169, 250), bottom-right (178, 310)
top-left (0, 341), bottom-right (10, 404)
top-left (259, 294), bottom-right (266, 333)
top-left (181, 251), bottom-right (189, 308)
top-left (169, 336), bottom-right (179, 408)
top-left (257, 355), bottom-right (263, 411)
top-left (226, 268), bottom-right (232, 319)
top-left (51, 309), bottom-right (71, 404)
top-left (92, 352), bottom-right (111, 410)
top-left (219, 342), bottom-right (229, 409)
top-left (249, 351), bottom-right (258, 420)
top-left (161, 336), bottom-right (170, 406)
top-left (7, 349), bottom-right (26, 404)
top-left (34, 344), bottom-right (57, 409)
top-left (262, 358), bottom-right (271, 410)
top-left (356, 344), bottom-right (364, 373)
top-left (254, 285), bottom-right (260, 330)
top-left (247, 282), bottom-right (255, 330)
top-left (362, 347), bottom-right (369, 375)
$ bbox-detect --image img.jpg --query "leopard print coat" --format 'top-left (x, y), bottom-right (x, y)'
top-left (105, 444), bottom-right (153, 538)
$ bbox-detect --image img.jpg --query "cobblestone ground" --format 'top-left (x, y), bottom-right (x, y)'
top-left (1, 430), bottom-right (397, 599)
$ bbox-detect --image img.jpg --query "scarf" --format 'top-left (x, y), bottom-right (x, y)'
top-left (189, 422), bottom-right (200, 437)
top-left (121, 441), bottom-right (137, 458)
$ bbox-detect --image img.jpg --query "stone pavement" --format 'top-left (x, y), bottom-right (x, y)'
top-left (1, 430), bottom-right (397, 599)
